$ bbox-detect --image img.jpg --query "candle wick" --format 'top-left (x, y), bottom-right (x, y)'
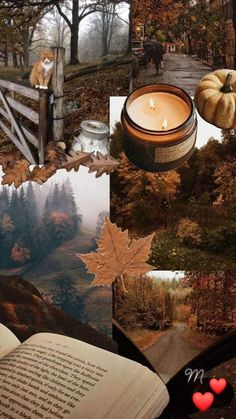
top-left (162, 119), bottom-right (168, 130)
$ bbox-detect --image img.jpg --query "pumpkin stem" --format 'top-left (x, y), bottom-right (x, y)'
top-left (221, 73), bottom-right (233, 93)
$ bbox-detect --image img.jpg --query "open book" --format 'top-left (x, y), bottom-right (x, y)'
top-left (0, 323), bottom-right (169, 419)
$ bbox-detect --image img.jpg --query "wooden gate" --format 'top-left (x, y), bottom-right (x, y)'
top-left (0, 79), bottom-right (52, 164)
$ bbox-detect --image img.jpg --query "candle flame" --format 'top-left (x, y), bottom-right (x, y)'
top-left (149, 98), bottom-right (155, 110)
top-left (162, 119), bottom-right (168, 130)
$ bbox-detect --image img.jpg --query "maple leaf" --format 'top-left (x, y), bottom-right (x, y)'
top-left (1, 160), bottom-right (30, 188)
top-left (29, 163), bottom-right (57, 185)
top-left (84, 152), bottom-right (119, 177)
top-left (62, 150), bottom-right (91, 172)
top-left (76, 217), bottom-right (155, 289)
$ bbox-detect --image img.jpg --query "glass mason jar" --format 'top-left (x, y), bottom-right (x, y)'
top-left (71, 120), bottom-right (109, 155)
top-left (121, 84), bottom-right (197, 172)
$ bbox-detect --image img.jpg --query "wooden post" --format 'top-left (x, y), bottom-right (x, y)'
top-left (38, 90), bottom-right (49, 164)
top-left (51, 47), bottom-right (65, 142)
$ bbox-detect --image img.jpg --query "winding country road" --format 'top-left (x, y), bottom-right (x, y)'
top-left (144, 323), bottom-right (199, 383)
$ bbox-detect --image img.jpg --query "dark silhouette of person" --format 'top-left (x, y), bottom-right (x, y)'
top-left (143, 40), bottom-right (165, 74)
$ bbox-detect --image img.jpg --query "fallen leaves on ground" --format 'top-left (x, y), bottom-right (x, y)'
top-left (77, 217), bottom-right (155, 289)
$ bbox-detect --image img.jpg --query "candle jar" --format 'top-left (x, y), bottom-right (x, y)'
top-left (121, 84), bottom-right (197, 172)
top-left (71, 120), bottom-right (109, 154)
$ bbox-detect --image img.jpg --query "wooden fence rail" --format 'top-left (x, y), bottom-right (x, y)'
top-left (0, 47), bottom-right (65, 165)
top-left (0, 79), bottom-right (52, 164)
top-left (0, 47), bottom-right (128, 165)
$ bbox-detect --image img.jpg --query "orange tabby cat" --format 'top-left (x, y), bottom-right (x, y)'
top-left (30, 51), bottom-right (55, 89)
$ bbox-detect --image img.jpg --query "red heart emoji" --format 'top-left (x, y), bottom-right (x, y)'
top-left (209, 378), bottom-right (227, 394)
top-left (192, 392), bottom-right (214, 412)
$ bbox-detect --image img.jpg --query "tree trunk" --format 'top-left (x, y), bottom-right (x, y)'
top-left (4, 48), bottom-right (8, 67)
top-left (126, 3), bottom-right (132, 55)
top-left (19, 54), bottom-right (24, 72)
top-left (12, 51), bottom-right (18, 68)
top-left (70, 0), bottom-right (79, 64)
top-left (187, 33), bottom-right (192, 55)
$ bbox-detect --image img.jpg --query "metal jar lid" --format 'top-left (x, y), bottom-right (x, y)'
top-left (80, 120), bottom-right (109, 138)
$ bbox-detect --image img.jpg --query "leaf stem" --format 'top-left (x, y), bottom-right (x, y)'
top-left (120, 274), bottom-right (128, 293)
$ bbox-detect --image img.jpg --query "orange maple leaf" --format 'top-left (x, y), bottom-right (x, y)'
top-left (76, 217), bottom-right (155, 288)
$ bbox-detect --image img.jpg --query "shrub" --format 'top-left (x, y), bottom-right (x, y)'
top-left (151, 231), bottom-right (236, 270)
top-left (204, 222), bottom-right (236, 253)
top-left (176, 218), bottom-right (202, 246)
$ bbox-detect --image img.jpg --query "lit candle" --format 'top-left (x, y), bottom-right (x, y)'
top-left (127, 92), bottom-right (190, 131)
top-left (121, 84), bottom-right (197, 172)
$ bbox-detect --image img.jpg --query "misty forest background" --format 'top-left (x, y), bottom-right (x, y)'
top-left (0, 180), bottom-right (78, 267)
top-left (0, 180), bottom-right (111, 335)
top-left (111, 126), bottom-right (236, 271)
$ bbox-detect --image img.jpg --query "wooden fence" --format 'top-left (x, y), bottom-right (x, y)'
top-left (0, 47), bottom-right (64, 165)
top-left (0, 48), bottom-right (130, 164)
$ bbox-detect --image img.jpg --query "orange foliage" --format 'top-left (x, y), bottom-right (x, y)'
top-left (11, 243), bottom-right (31, 263)
top-left (49, 211), bottom-right (71, 224)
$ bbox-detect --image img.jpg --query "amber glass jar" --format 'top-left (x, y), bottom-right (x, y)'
top-left (121, 84), bottom-right (197, 172)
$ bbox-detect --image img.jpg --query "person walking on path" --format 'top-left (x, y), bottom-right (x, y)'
top-left (143, 40), bottom-right (165, 75)
top-left (133, 53), bottom-right (214, 97)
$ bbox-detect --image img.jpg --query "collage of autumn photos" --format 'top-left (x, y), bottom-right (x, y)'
top-left (0, 0), bottom-right (236, 419)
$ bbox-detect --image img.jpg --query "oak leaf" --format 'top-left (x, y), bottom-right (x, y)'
top-left (84, 152), bottom-right (119, 177)
top-left (2, 160), bottom-right (30, 188)
top-left (0, 150), bottom-right (21, 169)
top-left (44, 141), bottom-right (67, 164)
top-left (62, 150), bottom-right (91, 172)
top-left (29, 163), bottom-right (57, 185)
top-left (77, 217), bottom-right (155, 287)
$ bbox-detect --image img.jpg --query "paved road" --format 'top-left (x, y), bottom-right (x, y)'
top-left (134, 53), bottom-right (213, 96)
top-left (144, 323), bottom-right (199, 383)
top-left (144, 324), bottom-right (236, 418)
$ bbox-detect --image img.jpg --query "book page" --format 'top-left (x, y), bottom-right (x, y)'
top-left (0, 332), bottom-right (169, 419)
top-left (0, 323), bottom-right (20, 359)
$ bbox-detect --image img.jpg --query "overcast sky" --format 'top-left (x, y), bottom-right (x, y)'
top-left (146, 271), bottom-right (186, 281)
top-left (80, 2), bottom-right (129, 34)
top-left (110, 96), bottom-right (222, 149)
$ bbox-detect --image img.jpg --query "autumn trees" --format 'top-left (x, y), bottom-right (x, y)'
top-left (114, 272), bottom-right (236, 337)
top-left (0, 179), bottom-right (80, 268)
top-left (181, 272), bottom-right (236, 334)
top-left (0, 1), bottom-right (49, 68)
top-left (133, 0), bottom-right (226, 63)
top-left (0, 0), bottom-right (130, 66)
top-left (111, 123), bottom-right (236, 270)
top-left (114, 274), bottom-right (175, 331)
top-left (111, 148), bottom-right (181, 230)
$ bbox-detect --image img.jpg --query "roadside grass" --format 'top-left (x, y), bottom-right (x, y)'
top-left (181, 327), bottom-right (218, 351)
top-left (128, 326), bottom-right (174, 350)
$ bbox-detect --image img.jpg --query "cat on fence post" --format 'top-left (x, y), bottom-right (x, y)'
top-left (30, 51), bottom-right (55, 89)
